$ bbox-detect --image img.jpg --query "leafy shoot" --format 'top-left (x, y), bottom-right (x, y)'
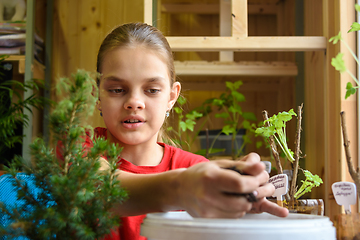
top-left (255, 109), bottom-right (297, 163)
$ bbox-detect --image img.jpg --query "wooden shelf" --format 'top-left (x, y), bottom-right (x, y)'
top-left (5, 55), bottom-right (45, 75)
top-left (167, 36), bottom-right (327, 52)
top-left (162, 3), bottom-right (277, 15)
top-left (175, 61), bottom-right (298, 76)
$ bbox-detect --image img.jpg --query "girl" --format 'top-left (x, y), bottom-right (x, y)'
top-left (93, 22), bottom-right (288, 240)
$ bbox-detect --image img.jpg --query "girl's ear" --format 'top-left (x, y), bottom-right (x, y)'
top-left (168, 82), bottom-right (181, 110)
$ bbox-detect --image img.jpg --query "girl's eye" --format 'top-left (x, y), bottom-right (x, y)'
top-left (146, 89), bottom-right (160, 94)
top-left (109, 88), bottom-right (124, 93)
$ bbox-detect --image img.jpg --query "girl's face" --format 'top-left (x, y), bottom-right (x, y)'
top-left (97, 46), bottom-right (180, 147)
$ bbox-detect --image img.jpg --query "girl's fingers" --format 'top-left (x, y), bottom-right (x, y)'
top-left (254, 183), bottom-right (275, 199)
top-left (250, 199), bottom-right (289, 218)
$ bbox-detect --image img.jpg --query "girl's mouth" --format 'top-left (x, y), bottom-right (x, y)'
top-left (124, 119), bottom-right (141, 123)
top-left (122, 118), bottom-right (144, 129)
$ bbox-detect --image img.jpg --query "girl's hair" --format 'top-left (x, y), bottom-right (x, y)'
top-left (97, 22), bottom-right (178, 146)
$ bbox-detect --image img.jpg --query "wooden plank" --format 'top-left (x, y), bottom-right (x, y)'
top-left (174, 61), bottom-right (298, 76)
top-left (144, 0), bottom-right (153, 25)
top-left (248, 3), bottom-right (277, 15)
top-left (167, 36), bottom-right (327, 51)
top-left (162, 3), bottom-right (218, 14)
top-left (5, 55), bottom-right (25, 74)
top-left (220, 0), bottom-right (233, 61)
top-left (182, 79), bottom-right (281, 92)
top-left (78, 0), bottom-right (102, 71)
top-left (232, 0), bottom-right (248, 37)
top-left (161, 3), bottom-right (277, 15)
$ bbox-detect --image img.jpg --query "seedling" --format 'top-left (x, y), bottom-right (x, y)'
top-left (256, 107), bottom-right (323, 200)
top-left (205, 81), bottom-right (257, 159)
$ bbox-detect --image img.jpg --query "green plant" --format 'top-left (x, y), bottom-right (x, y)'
top-left (333, 4), bottom-right (360, 202)
top-left (0, 70), bottom-right (127, 239)
top-left (0, 55), bottom-right (46, 167)
top-left (255, 108), bottom-right (323, 200)
top-left (205, 81), bottom-right (257, 160)
top-left (329, 3), bottom-right (360, 99)
top-left (255, 109), bottom-right (297, 163)
top-left (166, 95), bottom-right (204, 152)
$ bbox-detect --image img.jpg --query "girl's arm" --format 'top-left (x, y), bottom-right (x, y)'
top-left (100, 153), bottom-right (289, 218)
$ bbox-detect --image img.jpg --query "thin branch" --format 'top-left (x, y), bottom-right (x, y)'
top-left (340, 111), bottom-right (360, 198)
top-left (289, 104), bottom-right (303, 202)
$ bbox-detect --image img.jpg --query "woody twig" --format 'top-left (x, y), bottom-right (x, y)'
top-left (289, 104), bottom-right (303, 202)
top-left (262, 110), bottom-right (283, 174)
top-left (340, 111), bottom-right (360, 198)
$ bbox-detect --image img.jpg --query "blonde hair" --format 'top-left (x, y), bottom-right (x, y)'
top-left (96, 22), bottom-right (177, 145)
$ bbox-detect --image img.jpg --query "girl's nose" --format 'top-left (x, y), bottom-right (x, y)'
top-left (124, 92), bottom-right (145, 110)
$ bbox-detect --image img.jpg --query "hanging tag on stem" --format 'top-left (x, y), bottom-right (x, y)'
top-left (332, 182), bottom-right (357, 214)
top-left (262, 161), bottom-right (271, 173)
top-left (268, 174), bottom-right (288, 207)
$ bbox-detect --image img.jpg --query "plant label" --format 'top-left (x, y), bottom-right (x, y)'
top-left (268, 174), bottom-right (288, 206)
top-left (262, 161), bottom-right (271, 173)
top-left (331, 181), bottom-right (357, 214)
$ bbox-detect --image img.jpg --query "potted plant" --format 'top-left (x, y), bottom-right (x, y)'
top-left (0, 54), bottom-right (46, 173)
top-left (198, 80), bottom-right (258, 160)
top-left (255, 105), bottom-right (324, 215)
top-left (0, 70), bottom-right (128, 239)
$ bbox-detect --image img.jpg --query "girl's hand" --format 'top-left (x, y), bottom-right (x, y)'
top-left (176, 153), bottom-right (288, 218)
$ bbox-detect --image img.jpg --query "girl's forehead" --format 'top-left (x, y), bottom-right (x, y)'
top-left (100, 46), bottom-right (171, 85)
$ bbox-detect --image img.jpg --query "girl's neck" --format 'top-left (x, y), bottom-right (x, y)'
top-left (118, 141), bottom-right (164, 166)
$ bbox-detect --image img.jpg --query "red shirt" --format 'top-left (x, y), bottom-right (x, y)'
top-left (90, 128), bottom-right (208, 240)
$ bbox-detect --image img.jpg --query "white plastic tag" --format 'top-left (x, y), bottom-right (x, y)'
top-left (269, 174), bottom-right (288, 197)
top-left (262, 161), bottom-right (271, 173)
top-left (331, 181), bottom-right (357, 214)
top-left (268, 174), bottom-right (288, 206)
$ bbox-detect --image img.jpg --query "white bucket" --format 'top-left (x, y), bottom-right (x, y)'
top-left (141, 211), bottom-right (336, 240)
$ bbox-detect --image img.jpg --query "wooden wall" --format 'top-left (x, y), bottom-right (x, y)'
top-left (158, 0), bottom-right (296, 155)
top-left (52, 0), bottom-right (144, 127)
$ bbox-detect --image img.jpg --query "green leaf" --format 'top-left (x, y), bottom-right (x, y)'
top-left (174, 107), bottom-right (182, 114)
top-left (185, 111), bottom-right (203, 120)
top-left (233, 80), bottom-right (243, 90)
top-left (242, 120), bottom-right (251, 129)
top-left (348, 22), bottom-right (360, 33)
top-left (185, 119), bottom-right (196, 132)
top-left (356, 3), bottom-right (360, 12)
top-left (225, 81), bottom-right (235, 91)
top-left (255, 126), bottom-right (276, 138)
top-left (329, 31), bottom-right (342, 44)
top-left (231, 91), bottom-right (245, 102)
top-left (331, 53), bottom-right (346, 73)
top-left (179, 121), bottom-right (187, 132)
top-left (228, 105), bottom-right (242, 114)
top-left (212, 98), bottom-right (225, 106)
top-left (177, 95), bottom-right (186, 105)
top-left (345, 82), bottom-right (357, 99)
top-left (222, 125), bottom-right (235, 135)
top-left (256, 141), bottom-right (263, 149)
